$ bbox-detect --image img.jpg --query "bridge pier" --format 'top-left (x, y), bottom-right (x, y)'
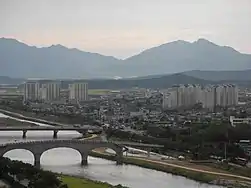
top-left (22, 130), bottom-right (27, 139)
top-left (147, 148), bottom-right (151, 158)
top-left (115, 151), bottom-right (123, 165)
top-left (34, 154), bottom-right (41, 168)
top-left (53, 130), bottom-right (58, 139)
top-left (80, 153), bottom-right (88, 166)
top-left (81, 158), bottom-right (88, 166)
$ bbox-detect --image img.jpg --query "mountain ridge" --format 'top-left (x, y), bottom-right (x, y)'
top-left (1, 37), bottom-right (251, 78)
top-left (183, 70), bottom-right (251, 81)
top-left (1, 71), bottom-right (251, 89)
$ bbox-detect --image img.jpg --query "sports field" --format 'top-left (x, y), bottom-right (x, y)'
top-left (88, 89), bottom-right (111, 95)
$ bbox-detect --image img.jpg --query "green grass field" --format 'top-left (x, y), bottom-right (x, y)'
top-left (61, 175), bottom-right (128, 188)
top-left (88, 89), bottom-right (111, 95)
top-left (61, 176), bottom-right (111, 188)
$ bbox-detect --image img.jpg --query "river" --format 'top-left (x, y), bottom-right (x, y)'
top-left (0, 112), bottom-right (224, 188)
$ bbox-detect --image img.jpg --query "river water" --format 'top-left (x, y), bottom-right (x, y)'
top-left (0, 112), bottom-right (224, 188)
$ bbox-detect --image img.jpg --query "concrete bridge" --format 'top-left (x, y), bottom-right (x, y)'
top-left (0, 140), bottom-right (163, 168)
top-left (0, 126), bottom-right (102, 138)
top-left (0, 140), bottom-right (123, 168)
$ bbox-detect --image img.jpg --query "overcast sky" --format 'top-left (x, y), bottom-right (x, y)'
top-left (0, 0), bottom-right (250, 58)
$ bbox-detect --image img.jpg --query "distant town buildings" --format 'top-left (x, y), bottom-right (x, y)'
top-left (69, 82), bottom-right (88, 102)
top-left (163, 84), bottom-right (238, 111)
top-left (230, 116), bottom-right (251, 127)
top-left (23, 81), bottom-right (40, 102)
top-left (23, 81), bottom-right (62, 103)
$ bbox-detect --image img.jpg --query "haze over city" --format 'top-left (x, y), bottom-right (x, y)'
top-left (1, 1), bottom-right (251, 188)
top-left (1, 0), bottom-right (251, 58)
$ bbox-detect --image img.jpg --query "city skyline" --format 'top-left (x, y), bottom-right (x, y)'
top-left (163, 84), bottom-right (238, 111)
top-left (1, 0), bottom-right (251, 58)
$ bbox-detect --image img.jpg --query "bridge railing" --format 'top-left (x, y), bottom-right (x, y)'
top-left (0, 139), bottom-right (110, 146)
top-left (0, 139), bottom-right (164, 148)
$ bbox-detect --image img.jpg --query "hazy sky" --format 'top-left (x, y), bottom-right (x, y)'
top-left (1, 0), bottom-right (251, 58)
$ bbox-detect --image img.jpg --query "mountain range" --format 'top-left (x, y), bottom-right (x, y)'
top-left (1, 38), bottom-right (251, 79)
top-left (183, 70), bottom-right (251, 81)
top-left (64, 73), bottom-right (213, 89)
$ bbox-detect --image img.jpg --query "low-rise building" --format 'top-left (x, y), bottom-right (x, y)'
top-left (229, 116), bottom-right (251, 127)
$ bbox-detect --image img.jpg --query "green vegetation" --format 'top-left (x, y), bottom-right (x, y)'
top-left (0, 157), bottom-right (128, 188)
top-left (106, 122), bottom-right (250, 161)
top-left (61, 175), bottom-right (127, 188)
top-left (0, 87), bottom-right (19, 94)
top-left (208, 163), bottom-right (251, 178)
top-left (88, 89), bottom-right (111, 95)
top-left (0, 157), bottom-right (66, 188)
top-left (123, 157), bottom-right (216, 183)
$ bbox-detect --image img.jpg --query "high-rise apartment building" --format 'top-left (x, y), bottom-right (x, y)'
top-left (162, 89), bottom-right (177, 109)
top-left (69, 82), bottom-right (88, 102)
top-left (41, 82), bottom-right (61, 102)
top-left (214, 84), bottom-right (238, 107)
top-left (201, 86), bottom-right (215, 111)
top-left (23, 81), bottom-right (40, 102)
top-left (162, 84), bottom-right (238, 110)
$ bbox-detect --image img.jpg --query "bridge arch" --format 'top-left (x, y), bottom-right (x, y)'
top-left (32, 142), bottom-right (90, 167)
top-left (2, 148), bottom-right (35, 165)
top-left (0, 140), bottom-right (124, 167)
top-left (39, 147), bottom-right (83, 166)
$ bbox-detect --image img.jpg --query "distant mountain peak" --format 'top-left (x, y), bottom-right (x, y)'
top-left (197, 38), bottom-right (210, 42)
top-left (162, 39), bottom-right (190, 46)
top-left (48, 44), bottom-right (68, 49)
top-left (0, 37), bottom-right (26, 46)
top-left (194, 38), bottom-right (216, 45)
top-left (0, 37), bottom-right (250, 79)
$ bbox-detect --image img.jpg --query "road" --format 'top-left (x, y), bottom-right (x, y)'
top-left (134, 157), bottom-right (251, 181)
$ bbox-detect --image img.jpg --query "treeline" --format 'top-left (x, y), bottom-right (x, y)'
top-left (0, 157), bottom-right (67, 188)
top-left (106, 122), bottom-right (250, 160)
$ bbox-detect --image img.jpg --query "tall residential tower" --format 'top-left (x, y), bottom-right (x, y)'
top-left (69, 82), bottom-right (88, 102)
top-left (23, 81), bottom-right (40, 102)
top-left (41, 82), bottom-right (61, 102)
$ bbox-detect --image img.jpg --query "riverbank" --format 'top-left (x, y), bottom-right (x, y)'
top-left (1, 109), bottom-right (251, 187)
top-left (89, 151), bottom-right (251, 188)
top-left (0, 117), bottom-right (38, 127)
top-left (0, 180), bottom-right (9, 188)
top-left (0, 156), bottom-right (127, 188)
top-left (60, 175), bottom-right (128, 188)
top-left (0, 108), bottom-right (68, 127)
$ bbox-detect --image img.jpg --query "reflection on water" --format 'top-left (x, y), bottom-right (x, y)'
top-left (3, 149), bottom-right (222, 188)
top-left (0, 113), bottom-right (223, 188)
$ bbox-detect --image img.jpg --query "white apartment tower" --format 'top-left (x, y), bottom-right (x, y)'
top-left (162, 84), bottom-right (238, 110)
top-left (69, 82), bottom-right (88, 102)
top-left (162, 90), bottom-right (178, 109)
top-left (201, 86), bottom-right (216, 111)
top-left (41, 82), bottom-right (61, 102)
top-left (23, 81), bottom-right (40, 102)
top-left (214, 84), bottom-right (238, 107)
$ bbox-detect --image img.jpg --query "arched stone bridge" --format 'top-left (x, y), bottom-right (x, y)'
top-left (0, 140), bottom-right (124, 168)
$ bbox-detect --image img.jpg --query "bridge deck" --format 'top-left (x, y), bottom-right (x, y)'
top-left (0, 140), bottom-right (164, 148)
top-left (0, 126), bottom-right (100, 131)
